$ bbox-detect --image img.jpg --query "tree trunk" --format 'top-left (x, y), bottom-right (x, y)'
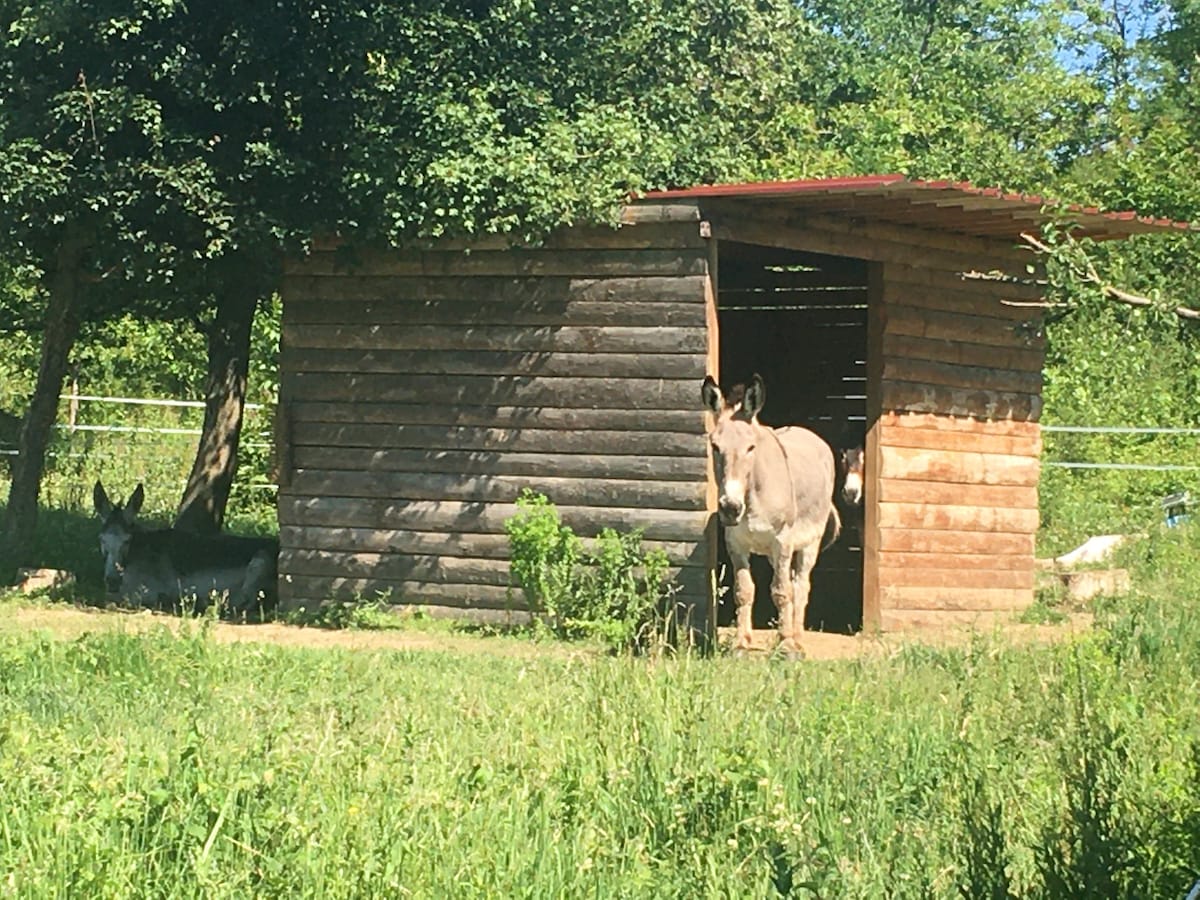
top-left (1, 239), bottom-right (86, 582)
top-left (174, 283), bottom-right (260, 534)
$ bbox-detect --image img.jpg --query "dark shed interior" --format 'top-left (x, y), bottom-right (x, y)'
top-left (715, 241), bottom-right (868, 633)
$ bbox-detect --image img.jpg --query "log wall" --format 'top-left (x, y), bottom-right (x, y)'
top-left (279, 197), bottom-right (1048, 637)
top-left (278, 218), bottom-right (715, 623)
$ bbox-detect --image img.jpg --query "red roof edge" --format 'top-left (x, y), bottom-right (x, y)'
top-left (640, 173), bottom-right (910, 199)
top-left (635, 175), bottom-right (1195, 235)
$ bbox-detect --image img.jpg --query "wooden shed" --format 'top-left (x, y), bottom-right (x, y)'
top-left (276, 175), bottom-right (1185, 635)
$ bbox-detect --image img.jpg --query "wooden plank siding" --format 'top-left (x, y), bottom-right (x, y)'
top-left (278, 218), bottom-right (715, 617)
top-left (873, 254), bottom-right (1043, 630)
top-left (279, 198), bottom-right (1048, 634)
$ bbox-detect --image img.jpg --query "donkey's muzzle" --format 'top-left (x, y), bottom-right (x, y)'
top-left (718, 498), bottom-right (745, 526)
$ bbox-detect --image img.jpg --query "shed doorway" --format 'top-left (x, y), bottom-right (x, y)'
top-left (714, 241), bottom-right (868, 634)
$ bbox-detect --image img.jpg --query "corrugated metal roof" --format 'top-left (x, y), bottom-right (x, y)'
top-left (638, 175), bottom-right (1195, 241)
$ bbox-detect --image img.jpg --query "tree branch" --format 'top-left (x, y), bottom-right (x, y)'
top-left (1019, 232), bottom-right (1200, 321)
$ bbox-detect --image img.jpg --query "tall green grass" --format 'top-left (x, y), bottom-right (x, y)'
top-left (3, 524), bottom-right (1200, 898)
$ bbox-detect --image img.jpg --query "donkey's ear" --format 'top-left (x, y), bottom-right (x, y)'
top-left (744, 374), bottom-right (766, 419)
top-left (93, 481), bottom-right (113, 519)
top-left (701, 375), bottom-right (723, 415)
top-left (125, 483), bottom-right (145, 521)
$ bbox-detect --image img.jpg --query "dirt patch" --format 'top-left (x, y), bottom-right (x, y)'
top-left (717, 615), bottom-right (1093, 660)
top-left (2, 600), bottom-right (1093, 661)
top-left (2, 603), bottom-right (566, 658)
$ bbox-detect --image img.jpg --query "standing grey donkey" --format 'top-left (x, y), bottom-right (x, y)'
top-left (702, 375), bottom-right (840, 656)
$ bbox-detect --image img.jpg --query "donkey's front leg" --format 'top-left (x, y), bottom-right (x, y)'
top-left (770, 544), bottom-right (798, 653)
top-left (729, 547), bottom-right (756, 651)
top-left (790, 540), bottom-right (820, 641)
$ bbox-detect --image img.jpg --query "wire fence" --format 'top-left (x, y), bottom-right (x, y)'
top-left (0, 395), bottom-right (278, 507)
top-left (1041, 424), bottom-right (1200, 472)
top-left (2, 397), bottom-right (1197, 477)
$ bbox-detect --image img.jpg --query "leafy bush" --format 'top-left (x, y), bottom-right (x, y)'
top-left (504, 490), bottom-right (671, 651)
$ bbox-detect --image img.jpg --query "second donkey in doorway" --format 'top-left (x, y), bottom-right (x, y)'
top-left (702, 374), bottom-right (840, 655)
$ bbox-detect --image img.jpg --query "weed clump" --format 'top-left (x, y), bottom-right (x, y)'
top-left (504, 490), bottom-right (672, 651)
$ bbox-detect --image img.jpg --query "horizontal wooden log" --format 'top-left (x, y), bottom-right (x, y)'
top-left (290, 424), bottom-right (706, 457)
top-left (879, 410), bottom-right (1040, 438)
top-left (802, 212), bottom-right (1031, 265)
top-left (280, 575), bottom-right (515, 609)
top-left (881, 357), bottom-right (1042, 395)
top-left (280, 550), bottom-right (700, 590)
top-left (287, 402), bottom-right (704, 433)
top-left (887, 263), bottom-right (1044, 301)
top-left (878, 422), bottom-right (1042, 456)
top-left (288, 470), bottom-right (708, 511)
top-left (286, 299), bottom-right (707, 328)
top-left (291, 448), bottom-right (706, 482)
top-left (285, 248), bottom-right (709, 279)
top-left (287, 349), bottom-right (708, 380)
top-left (874, 479), bottom-right (1038, 508)
top-left (282, 550), bottom-right (513, 586)
top-left (881, 333), bottom-right (1044, 374)
top-left (876, 550), bottom-right (1033, 572)
top-left (282, 323), bottom-right (708, 355)
top-left (878, 566), bottom-right (1034, 590)
top-left (881, 381), bottom-right (1042, 420)
top-left (877, 529), bottom-right (1034, 556)
top-left (879, 445), bottom-right (1040, 486)
top-left (279, 496), bottom-right (712, 542)
top-left (283, 274), bottom-right (709, 305)
top-left (878, 502), bottom-right (1040, 534)
top-left (278, 525), bottom-right (707, 567)
top-left (709, 215), bottom-right (1026, 275)
top-left (282, 526), bottom-right (512, 559)
top-left (287, 374), bottom-right (702, 410)
top-left (883, 285), bottom-right (1043, 323)
top-left (620, 201), bottom-right (703, 224)
top-left (280, 568), bottom-right (710, 611)
top-left (879, 585), bottom-right (1033, 611)
top-left (884, 305), bottom-right (1044, 349)
top-left (880, 609), bottom-right (1014, 631)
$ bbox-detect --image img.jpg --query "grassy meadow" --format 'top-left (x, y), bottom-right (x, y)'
top-left (2, 522), bottom-right (1200, 898)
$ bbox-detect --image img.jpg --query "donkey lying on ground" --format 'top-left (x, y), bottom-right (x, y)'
top-left (702, 375), bottom-right (840, 655)
top-left (93, 481), bottom-right (278, 617)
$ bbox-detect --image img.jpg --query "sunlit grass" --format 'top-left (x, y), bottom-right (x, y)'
top-left (2, 527), bottom-right (1200, 898)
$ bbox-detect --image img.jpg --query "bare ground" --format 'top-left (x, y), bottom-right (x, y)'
top-left (0, 599), bottom-right (1093, 661)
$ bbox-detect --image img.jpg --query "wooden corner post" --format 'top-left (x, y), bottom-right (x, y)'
top-left (861, 261), bottom-right (885, 633)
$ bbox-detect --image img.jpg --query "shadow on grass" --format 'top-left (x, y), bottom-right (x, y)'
top-left (0, 501), bottom-right (107, 599)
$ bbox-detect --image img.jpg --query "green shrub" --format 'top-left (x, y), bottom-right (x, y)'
top-left (504, 490), bottom-right (581, 626)
top-left (505, 490), bottom-right (671, 651)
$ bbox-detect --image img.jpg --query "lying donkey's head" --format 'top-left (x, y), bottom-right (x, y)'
top-left (93, 481), bottom-right (145, 594)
